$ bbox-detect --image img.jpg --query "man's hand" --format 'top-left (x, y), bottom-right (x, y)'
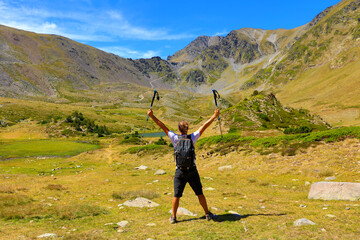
top-left (213, 108), bottom-right (220, 118)
top-left (147, 109), bottom-right (154, 117)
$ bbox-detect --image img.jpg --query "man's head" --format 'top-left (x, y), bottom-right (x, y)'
top-left (178, 121), bottom-right (189, 134)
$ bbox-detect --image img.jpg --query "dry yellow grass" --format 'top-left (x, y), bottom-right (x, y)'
top-left (0, 136), bottom-right (359, 239)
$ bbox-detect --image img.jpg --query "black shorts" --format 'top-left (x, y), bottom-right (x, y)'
top-left (174, 167), bottom-right (203, 198)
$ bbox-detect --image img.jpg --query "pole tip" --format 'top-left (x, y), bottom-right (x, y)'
top-left (154, 89), bottom-right (157, 92)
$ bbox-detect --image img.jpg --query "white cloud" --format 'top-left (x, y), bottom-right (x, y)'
top-left (213, 30), bottom-right (228, 37)
top-left (0, 1), bottom-right (194, 42)
top-left (100, 46), bottom-right (161, 59)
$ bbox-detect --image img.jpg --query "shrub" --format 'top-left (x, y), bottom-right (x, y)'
top-left (120, 131), bottom-right (141, 144)
top-left (154, 137), bottom-right (167, 145)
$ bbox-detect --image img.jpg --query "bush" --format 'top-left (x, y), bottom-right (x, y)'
top-left (120, 131), bottom-right (141, 144)
top-left (284, 125), bottom-right (312, 134)
top-left (154, 137), bottom-right (167, 145)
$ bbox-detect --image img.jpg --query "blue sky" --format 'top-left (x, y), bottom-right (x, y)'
top-left (0, 0), bottom-right (341, 59)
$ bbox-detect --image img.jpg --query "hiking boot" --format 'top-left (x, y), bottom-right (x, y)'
top-left (169, 216), bottom-right (177, 224)
top-left (206, 211), bottom-right (214, 221)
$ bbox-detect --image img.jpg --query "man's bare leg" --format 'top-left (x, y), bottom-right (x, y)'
top-left (172, 197), bottom-right (180, 217)
top-left (197, 194), bottom-right (209, 214)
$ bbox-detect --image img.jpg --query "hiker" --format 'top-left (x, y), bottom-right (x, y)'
top-left (147, 108), bottom-right (220, 224)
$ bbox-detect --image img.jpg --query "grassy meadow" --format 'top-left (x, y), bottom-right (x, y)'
top-left (0, 93), bottom-right (359, 239)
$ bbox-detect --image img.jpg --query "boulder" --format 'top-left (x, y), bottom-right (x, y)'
top-left (169, 207), bottom-right (197, 216)
top-left (123, 197), bottom-right (159, 208)
top-left (308, 182), bottom-right (360, 201)
top-left (154, 170), bottom-right (166, 175)
top-left (293, 218), bottom-right (316, 226)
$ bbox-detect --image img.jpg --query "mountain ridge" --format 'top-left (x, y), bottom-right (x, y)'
top-left (1, 0), bottom-right (360, 126)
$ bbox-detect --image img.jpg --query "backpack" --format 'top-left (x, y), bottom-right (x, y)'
top-left (174, 135), bottom-right (195, 168)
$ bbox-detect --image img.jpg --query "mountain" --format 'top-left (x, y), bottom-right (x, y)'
top-left (0, 25), bottom-right (178, 99)
top-left (166, 0), bottom-right (360, 125)
top-left (1, 0), bottom-right (360, 125)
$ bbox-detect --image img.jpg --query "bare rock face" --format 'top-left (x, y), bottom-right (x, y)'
top-left (308, 182), bottom-right (360, 201)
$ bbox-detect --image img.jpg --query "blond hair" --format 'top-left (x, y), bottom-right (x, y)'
top-left (178, 121), bottom-right (189, 134)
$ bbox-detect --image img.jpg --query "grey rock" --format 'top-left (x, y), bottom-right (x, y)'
top-left (154, 170), bottom-right (166, 175)
top-left (37, 233), bottom-right (57, 238)
top-left (325, 176), bottom-right (336, 181)
top-left (218, 165), bottom-right (232, 171)
top-left (293, 218), bottom-right (316, 226)
top-left (117, 221), bottom-right (129, 228)
top-left (308, 182), bottom-right (360, 201)
top-left (135, 165), bottom-right (148, 170)
top-left (123, 197), bottom-right (159, 208)
top-left (169, 207), bottom-right (197, 216)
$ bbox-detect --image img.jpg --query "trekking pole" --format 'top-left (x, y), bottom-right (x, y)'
top-left (137, 90), bottom-right (160, 155)
top-left (212, 89), bottom-right (223, 138)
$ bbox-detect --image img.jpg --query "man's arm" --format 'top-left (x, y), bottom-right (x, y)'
top-left (147, 109), bottom-right (170, 136)
top-left (197, 108), bottom-right (220, 136)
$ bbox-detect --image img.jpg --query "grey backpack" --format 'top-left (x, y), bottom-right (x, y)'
top-left (174, 135), bottom-right (195, 168)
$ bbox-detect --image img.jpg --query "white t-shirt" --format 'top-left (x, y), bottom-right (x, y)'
top-left (168, 130), bottom-right (200, 164)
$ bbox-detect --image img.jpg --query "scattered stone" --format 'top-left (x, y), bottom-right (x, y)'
top-left (326, 214), bottom-right (336, 218)
top-left (321, 228), bottom-right (327, 232)
top-left (218, 165), bottom-right (232, 171)
top-left (153, 180), bottom-right (159, 183)
top-left (169, 207), bottom-right (197, 216)
top-left (204, 177), bottom-right (213, 180)
top-left (300, 205), bottom-right (307, 208)
top-left (228, 210), bottom-right (241, 216)
top-left (260, 206), bottom-right (265, 209)
top-left (117, 229), bottom-right (124, 233)
top-left (37, 233), bottom-right (57, 238)
top-left (204, 187), bottom-right (215, 191)
top-left (123, 197), bottom-right (159, 208)
top-left (325, 176), bottom-right (336, 181)
top-left (146, 223), bottom-right (156, 226)
top-left (117, 221), bottom-right (129, 228)
top-left (346, 207), bottom-right (350, 210)
top-left (211, 207), bottom-right (218, 211)
top-left (135, 165), bottom-right (148, 170)
top-left (47, 197), bottom-right (59, 201)
top-left (308, 182), bottom-right (360, 201)
top-left (154, 170), bottom-right (166, 175)
top-left (104, 223), bottom-right (114, 226)
top-left (293, 218), bottom-right (316, 226)
top-left (305, 181), bottom-right (311, 186)
top-left (322, 207), bottom-right (328, 210)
